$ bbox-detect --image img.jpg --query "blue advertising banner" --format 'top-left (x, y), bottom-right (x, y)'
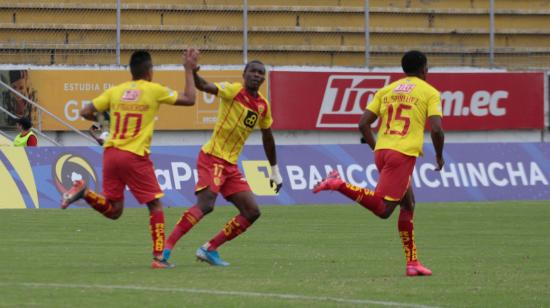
top-left (0, 143), bottom-right (549, 209)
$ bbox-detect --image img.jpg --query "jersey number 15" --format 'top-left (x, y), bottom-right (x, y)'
top-left (385, 104), bottom-right (411, 136)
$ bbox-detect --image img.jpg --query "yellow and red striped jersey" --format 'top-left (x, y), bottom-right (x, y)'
top-left (93, 80), bottom-right (178, 156)
top-left (367, 76), bottom-right (442, 157)
top-left (201, 82), bottom-right (273, 164)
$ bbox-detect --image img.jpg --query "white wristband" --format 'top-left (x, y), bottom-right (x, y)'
top-left (270, 164), bottom-right (282, 184)
top-left (271, 164), bottom-right (280, 177)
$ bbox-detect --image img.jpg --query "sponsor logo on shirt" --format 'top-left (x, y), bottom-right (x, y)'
top-left (243, 110), bottom-right (259, 128)
top-left (121, 89), bottom-right (140, 102)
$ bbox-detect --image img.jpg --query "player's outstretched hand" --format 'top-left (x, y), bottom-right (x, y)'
top-left (183, 48), bottom-right (199, 70)
top-left (270, 165), bottom-right (283, 193)
top-left (270, 179), bottom-right (283, 194)
top-left (89, 123), bottom-right (100, 132)
top-left (435, 155), bottom-right (445, 171)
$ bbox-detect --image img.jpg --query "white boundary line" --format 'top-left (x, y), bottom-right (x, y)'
top-left (12, 282), bottom-right (441, 308)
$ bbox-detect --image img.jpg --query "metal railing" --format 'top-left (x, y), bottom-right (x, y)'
top-left (0, 103), bottom-right (60, 146)
top-left (0, 79), bottom-right (97, 145)
top-left (0, 128), bottom-right (13, 140)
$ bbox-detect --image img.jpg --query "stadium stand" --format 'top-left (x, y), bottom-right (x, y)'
top-left (0, 0), bottom-right (549, 67)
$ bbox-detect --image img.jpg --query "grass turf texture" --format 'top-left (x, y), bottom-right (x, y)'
top-left (1, 201), bottom-right (549, 307)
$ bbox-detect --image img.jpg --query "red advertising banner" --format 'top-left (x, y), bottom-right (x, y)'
top-left (269, 71), bottom-right (545, 130)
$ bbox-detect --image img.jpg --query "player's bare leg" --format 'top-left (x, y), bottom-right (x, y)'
top-left (195, 188), bottom-right (218, 215)
top-left (162, 188), bottom-right (216, 262)
top-left (61, 180), bottom-right (123, 219)
top-left (197, 191), bottom-right (259, 266)
top-left (399, 187), bottom-right (432, 276)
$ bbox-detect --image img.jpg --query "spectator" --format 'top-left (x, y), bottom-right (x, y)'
top-left (13, 117), bottom-right (37, 147)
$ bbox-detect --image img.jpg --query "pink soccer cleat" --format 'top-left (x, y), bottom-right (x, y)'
top-left (61, 180), bottom-right (87, 209)
top-left (151, 257), bottom-right (175, 269)
top-left (312, 171), bottom-right (344, 193)
top-left (406, 261), bottom-right (432, 276)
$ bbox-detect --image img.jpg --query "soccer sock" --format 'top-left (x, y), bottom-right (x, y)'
top-left (207, 215), bottom-right (252, 251)
top-left (337, 182), bottom-right (386, 217)
top-left (83, 189), bottom-right (116, 218)
top-left (149, 210), bottom-right (165, 258)
top-left (165, 205), bottom-right (204, 250)
top-left (398, 208), bottom-right (418, 263)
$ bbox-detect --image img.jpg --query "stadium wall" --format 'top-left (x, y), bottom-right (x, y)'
top-left (0, 65), bottom-right (548, 146)
top-left (0, 143), bottom-right (549, 209)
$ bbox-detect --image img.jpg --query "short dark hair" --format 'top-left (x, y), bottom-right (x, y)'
top-left (401, 50), bottom-right (427, 75)
top-left (130, 50), bottom-right (153, 79)
top-left (9, 70), bottom-right (24, 83)
top-left (244, 60), bottom-right (264, 73)
top-left (16, 117), bottom-right (32, 130)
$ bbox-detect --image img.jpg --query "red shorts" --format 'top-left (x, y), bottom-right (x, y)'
top-left (102, 147), bottom-right (164, 204)
top-left (374, 149), bottom-right (416, 202)
top-left (195, 151), bottom-right (251, 198)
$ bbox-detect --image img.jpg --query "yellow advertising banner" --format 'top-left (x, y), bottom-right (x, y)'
top-left (28, 70), bottom-right (266, 131)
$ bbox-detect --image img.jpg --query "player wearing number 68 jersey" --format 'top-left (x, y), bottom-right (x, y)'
top-left (60, 49), bottom-right (200, 269)
top-left (313, 50), bottom-right (445, 276)
top-left (161, 60), bottom-right (283, 267)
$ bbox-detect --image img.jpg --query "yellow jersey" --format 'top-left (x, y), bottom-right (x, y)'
top-left (93, 80), bottom-right (178, 156)
top-left (202, 82), bottom-right (273, 164)
top-left (367, 76), bottom-right (442, 157)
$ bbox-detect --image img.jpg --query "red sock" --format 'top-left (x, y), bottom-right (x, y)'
top-left (398, 208), bottom-right (417, 263)
top-left (84, 190), bottom-right (117, 218)
top-left (165, 205), bottom-right (204, 250)
top-left (207, 215), bottom-right (252, 251)
top-left (149, 210), bottom-right (165, 257)
top-left (337, 182), bottom-right (386, 217)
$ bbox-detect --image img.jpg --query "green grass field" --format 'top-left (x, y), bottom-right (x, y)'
top-left (1, 201), bottom-right (549, 307)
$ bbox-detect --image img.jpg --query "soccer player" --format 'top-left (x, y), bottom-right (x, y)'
top-left (313, 50), bottom-right (445, 276)
top-left (161, 60), bottom-right (283, 266)
top-left (61, 49), bottom-right (199, 269)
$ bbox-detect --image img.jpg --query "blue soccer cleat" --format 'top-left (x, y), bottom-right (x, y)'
top-left (195, 246), bottom-right (230, 267)
top-left (162, 248), bottom-right (172, 262)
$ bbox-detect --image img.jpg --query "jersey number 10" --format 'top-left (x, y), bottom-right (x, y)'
top-left (385, 104), bottom-right (411, 136)
top-left (112, 112), bottom-right (143, 139)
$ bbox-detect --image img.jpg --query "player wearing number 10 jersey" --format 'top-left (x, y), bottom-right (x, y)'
top-left (313, 50), bottom-right (445, 276)
top-left (60, 49), bottom-right (199, 269)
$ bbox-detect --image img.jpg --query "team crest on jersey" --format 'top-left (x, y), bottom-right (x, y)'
top-left (243, 110), bottom-right (258, 128)
top-left (122, 89), bottom-right (140, 101)
top-left (258, 104), bottom-right (265, 115)
top-left (393, 84), bottom-right (416, 93)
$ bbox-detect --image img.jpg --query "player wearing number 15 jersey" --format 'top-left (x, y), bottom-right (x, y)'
top-left (313, 50), bottom-right (445, 276)
top-left (60, 49), bottom-right (199, 269)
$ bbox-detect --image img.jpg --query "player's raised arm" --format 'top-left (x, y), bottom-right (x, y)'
top-left (261, 127), bottom-right (282, 193)
top-left (429, 115), bottom-right (445, 171)
top-left (174, 48), bottom-right (199, 106)
top-left (358, 109), bottom-right (378, 151)
top-left (192, 66), bottom-right (218, 95)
